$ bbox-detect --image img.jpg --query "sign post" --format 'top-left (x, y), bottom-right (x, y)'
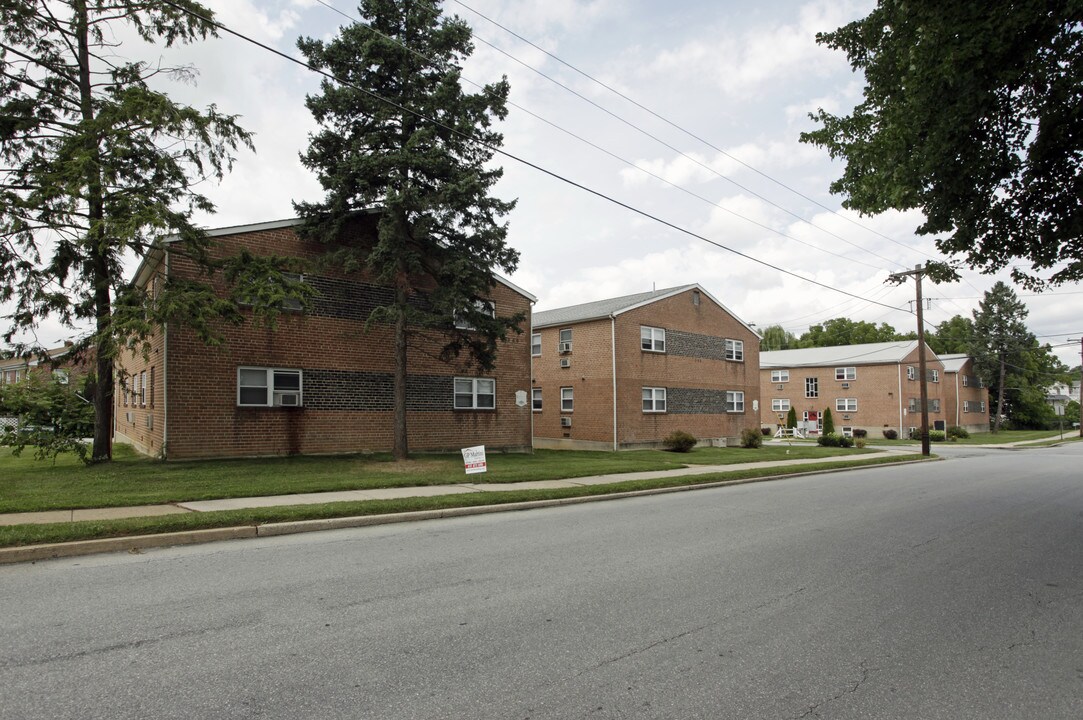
top-left (461, 445), bottom-right (487, 475)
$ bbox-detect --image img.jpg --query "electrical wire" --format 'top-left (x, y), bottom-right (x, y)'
top-left (163, 0), bottom-right (911, 314)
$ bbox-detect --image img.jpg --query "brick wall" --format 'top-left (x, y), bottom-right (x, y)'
top-left (758, 345), bottom-right (951, 437)
top-left (532, 288), bottom-right (761, 449)
top-left (944, 358), bottom-right (991, 432)
top-left (145, 220), bottom-right (532, 460)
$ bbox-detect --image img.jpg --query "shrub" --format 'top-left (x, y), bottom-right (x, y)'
top-left (822, 408), bottom-right (835, 434)
top-left (882, 428), bottom-right (898, 440)
top-left (853, 428), bottom-right (868, 438)
top-left (761, 427), bottom-right (772, 436)
top-left (740, 428), bottom-right (762, 448)
top-left (662, 430), bottom-right (697, 453)
top-left (946, 425), bottom-right (969, 439)
top-left (786, 407), bottom-right (798, 429)
top-left (854, 437), bottom-right (867, 449)
top-left (929, 430), bottom-right (946, 442)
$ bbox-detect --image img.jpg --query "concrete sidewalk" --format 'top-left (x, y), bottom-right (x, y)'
top-left (0, 450), bottom-right (912, 527)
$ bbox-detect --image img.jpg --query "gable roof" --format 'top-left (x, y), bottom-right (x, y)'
top-left (129, 215), bottom-right (536, 302)
top-left (533, 284), bottom-right (759, 337)
top-left (760, 340), bottom-right (942, 368)
top-left (938, 353), bottom-right (971, 373)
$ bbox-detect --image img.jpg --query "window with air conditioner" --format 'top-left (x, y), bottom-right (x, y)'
top-left (238, 367), bottom-right (303, 407)
top-left (558, 328), bottom-right (572, 353)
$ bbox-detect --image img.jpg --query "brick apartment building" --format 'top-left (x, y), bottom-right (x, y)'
top-left (531, 285), bottom-right (761, 450)
top-left (0, 343), bottom-right (83, 387)
top-left (940, 353), bottom-right (991, 432)
top-left (114, 216), bottom-right (536, 460)
top-left (759, 341), bottom-right (988, 438)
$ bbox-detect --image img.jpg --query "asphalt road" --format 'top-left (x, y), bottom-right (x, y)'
top-left (3, 443), bottom-right (1083, 719)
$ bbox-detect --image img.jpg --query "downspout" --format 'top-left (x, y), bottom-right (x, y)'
top-left (162, 252), bottom-right (169, 459)
top-left (529, 307), bottom-right (535, 453)
top-left (897, 363), bottom-right (903, 438)
top-left (954, 371), bottom-right (960, 427)
top-left (611, 315), bottom-right (618, 451)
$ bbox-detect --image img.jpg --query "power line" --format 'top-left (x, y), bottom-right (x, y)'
top-left (314, 0), bottom-right (887, 274)
top-left (165, 1), bottom-right (909, 314)
top-left (450, 0), bottom-right (932, 262)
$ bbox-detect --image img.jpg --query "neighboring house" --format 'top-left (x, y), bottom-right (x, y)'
top-left (114, 216), bottom-right (536, 460)
top-left (531, 284), bottom-right (761, 450)
top-left (759, 341), bottom-right (979, 438)
top-left (0, 343), bottom-right (82, 387)
top-left (939, 353), bottom-right (992, 432)
top-left (1045, 379), bottom-right (1081, 415)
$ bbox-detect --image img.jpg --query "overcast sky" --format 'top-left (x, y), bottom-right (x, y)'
top-left (18, 0), bottom-right (1083, 368)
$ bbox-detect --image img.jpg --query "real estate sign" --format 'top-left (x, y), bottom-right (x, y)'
top-left (461, 445), bottom-right (487, 474)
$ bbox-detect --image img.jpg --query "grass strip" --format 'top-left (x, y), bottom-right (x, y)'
top-left (0, 454), bottom-right (918, 548)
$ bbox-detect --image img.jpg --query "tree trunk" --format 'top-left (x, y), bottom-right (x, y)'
top-left (392, 276), bottom-right (409, 461)
top-left (75, 0), bottom-right (113, 462)
top-left (993, 354), bottom-right (1007, 433)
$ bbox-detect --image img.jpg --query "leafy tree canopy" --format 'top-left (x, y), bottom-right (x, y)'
top-left (802, 1), bottom-right (1083, 287)
top-left (794, 317), bottom-right (913, 348)
top-left (927, 315), bottom-right (975, 355)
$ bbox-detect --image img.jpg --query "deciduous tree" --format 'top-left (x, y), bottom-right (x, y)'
top-left (802, 1), bottom-right (1082, 287)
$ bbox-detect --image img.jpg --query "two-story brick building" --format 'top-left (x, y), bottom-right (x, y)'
top-left (531, 285), bottom-right (761, 450)
top-left (759, 341), bottom-right (970, 438)
top-left (114, 216), bottom-right (535, 460)
top-left (940, 353), bottom-right (991, 432)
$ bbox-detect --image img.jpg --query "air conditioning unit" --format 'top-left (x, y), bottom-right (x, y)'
top-left (559, 357), bottom-right (571, 368)
top-left (558, 342), bottom-right (572, 353)
top-left (560, 416), bottom-right (572, 427)
top-left (841, 382), bottom-right (850, 389)
top-left (275, 393), bottom-right (301, 407)
top-left (777, 384), bottom-right (784, 390)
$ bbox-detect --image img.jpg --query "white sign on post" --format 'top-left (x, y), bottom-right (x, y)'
top-left (461, 445), bottom-right (487, 474)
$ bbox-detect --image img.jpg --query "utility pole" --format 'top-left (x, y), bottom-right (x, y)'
top-left (1073, 337), bottom-right (1083, 439)
top-left (889, 264), bottom-right (931, 457)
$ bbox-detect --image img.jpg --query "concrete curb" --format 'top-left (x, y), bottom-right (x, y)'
top-left (0, 456), bottom-right (934, 565)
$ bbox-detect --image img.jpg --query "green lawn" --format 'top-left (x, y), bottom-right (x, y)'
top-left (0, 444), bottom-right (872, 514)
top-left (0, 453), bottom-right (914, 548)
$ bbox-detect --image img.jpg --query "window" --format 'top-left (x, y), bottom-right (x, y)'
top-left (558, 328), bottom-right (572, 353)
top-left (929, 399), bottom-right (941, 413)
top-left (805, 377), bottom-right (818, 398)
top-left (963, 400), bottom-right (971, 413)
top-left (453, 377), bottom-right (495, 410)
top-left (642, 387), bottom-right (667, 413)
top-left (53, 369), bottom-right (69, 385)
top-left (908, 397), bottom-right (919, 413)
top-left (841, 426), bottom-right (854, 438)
top-left (980, 401), bottom-right (986, 412)
top-left (771, 398), bottom-right (790, 412)
top-left (836, 398), bottom-right (857, 412)
top-left (238, 367), bottom-right (303, 407)
top-left (771, 370), bottom-right (789, 383)
top-left (532, 388), bottom-right (542, 412)
top-left (641, 326), bottom-right (666, 352)
top-left (281, 273), bottom-right (305, 311)
top-left (139, 370), bottom-right (147, 407)
top-left (531, 333), bottom-right (541, 357)
top-left (454, 300), bottom-right (494, 330)
top-left (725, 391), bottom-right (745, 413)
top-left (927, 369), bottom-right (940, 383)
top-left (560, 387), bottom-right (574, 412)
top-left (149, 367), bottom-right (155, 408)
top-left (908, 397), bottom-right (941, 413)
top-left (962, 374), bottom-right (970, 387)
top-left (725, 339), bottom-right (744, 361)
top-left (907, 366), bottom-right (916, 380)
top-left (835, 367), bottom-right (856, 381)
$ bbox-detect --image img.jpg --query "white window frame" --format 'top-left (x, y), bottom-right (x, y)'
top-left (927, 369), bottom-right (940, 383)
top-left (531, 333), bottom-right (541, 357)
top-left (139, 370), bottom-right (147, 407)
top-left (841, 426), bottom-right (854, 438)
top-left (642, 387), bottom-right (667, 413)
top-left (560, 386), bottom-right (574, 412)
top-left (558, 328), bottom-right (573, 353)
top-left (771, 398), bottom-right (790, 412)
top-left (963, 400), bottom-right (971, 413)
top-left (929, 399), bottom-right (941, 413)
top-left (835, 366), bottom-right (856, 381)
top-left (532, 387), bottom-right (542, 412)
top-left (725, 390), bottom-right (745, 413)
top-left (641, 326), bottom-right (666, 353)
top-left (805, 377), bottom-right (819, 398)
top-left (836, 398), bottom-right (858, 412)
top-left (771, 370), bottom-right (789, 383)
top-left (237, 367), bottom-right (303, 407)
top-left (453, 377), bottom-right (496, 410)
top-left (979, 401), bottom-right (986, 412)
top-left (454, 300), bottom-right (495, 331)
top-left (907, 366), bottom-right (916, 380)
top-left (725, 338), bottom-right (744, 362)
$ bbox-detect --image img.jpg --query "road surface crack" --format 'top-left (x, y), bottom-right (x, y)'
top-left (792, 661), bottom-right (874, 719)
